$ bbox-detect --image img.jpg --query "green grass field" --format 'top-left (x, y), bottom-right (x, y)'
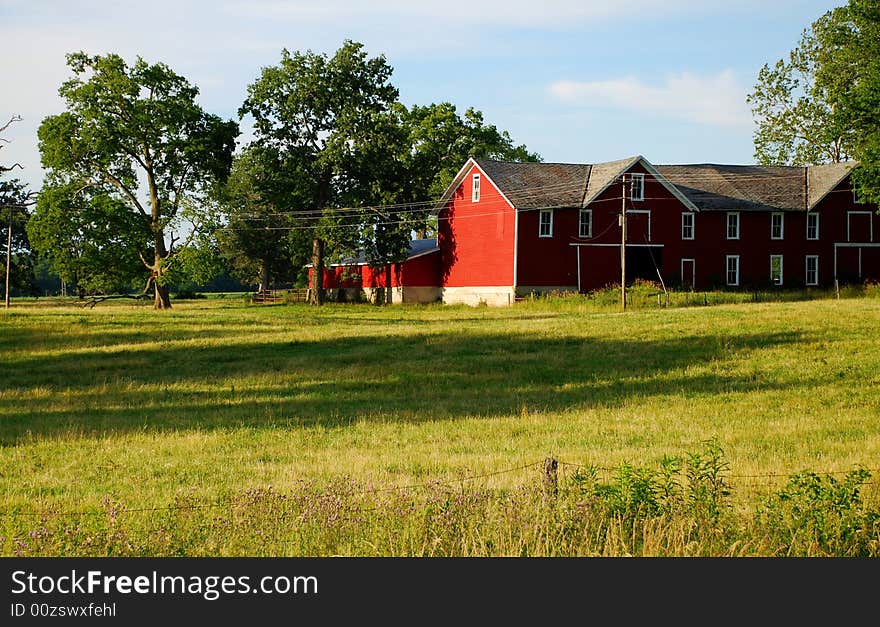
top-left (2, 294), bottom-right (879, 556)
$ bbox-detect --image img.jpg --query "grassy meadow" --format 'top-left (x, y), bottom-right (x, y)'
top-left (1, 291), bottom-right (879, 556)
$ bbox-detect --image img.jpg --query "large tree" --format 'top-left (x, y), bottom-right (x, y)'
top-left (27, 180), bottom-right (147, 296)
top-left (240, 40), bottom-right (400, 305)
top-left (216, 146), bottom-right (310, 290)
top-left (814, 0), bottom-right (880, 205)
top-left (1, 115), bottom-right (38, 303)
top-left (747, 13), bottom-right (855, 166)
top-left (34, 52), bottom-right (238, 308)
top-left (1, 178), bottom-right (37, 300)
top-left (748, 1), bottom-right (880, 206)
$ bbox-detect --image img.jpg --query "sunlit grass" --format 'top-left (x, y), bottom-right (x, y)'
top-left (1, 293), bottom-right (879, 555)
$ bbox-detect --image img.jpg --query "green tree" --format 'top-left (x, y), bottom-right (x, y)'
top-left (814, 0), bottom-right (880, 205)
top-left (396, 103), bottom-right (541, 236)
top-left (216, 146), bottom-right (309, 290)
top-left (240, 40), bottom-right (400, 305)
top-left (28, 181), bottom-right (148, 296)
top-left (1, 178), bottom-right (37, 299)
top-left (1, 115), bottom-right (38, 303)
top-left (34, 52), bottom-right (238, 308)
top-left (747, 13), bottom-right (854, 166)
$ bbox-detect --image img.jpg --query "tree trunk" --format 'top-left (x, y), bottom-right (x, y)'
top-left (152, 227), bottom-right (171, 310)
top-left (385, 263), bottom-right (392, 305)
top-left (154, 282), bottom-right (171, 309)
top-left (309, 237), bottom-right (325, 306)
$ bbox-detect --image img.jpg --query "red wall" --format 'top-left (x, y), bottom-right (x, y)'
top-left (529, 162), bottom-right (698, 291)
top-left (315, 250), bottom-right (440, 289)
top-left (438, 164), bottom-right (517, 287)
top-left (688, 179), bottom-right (880, 289)
top-left (553, 163), bottom-right (880, 292)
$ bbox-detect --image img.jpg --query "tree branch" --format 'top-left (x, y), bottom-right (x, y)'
top-left (172, 164), bottom-right (191, 210)
top-left (137, 250), bottom-right (154, 270)
top-left (0, 115), bottom-right (22, 135)
top-left (103, 171), bottom-right (147, 216)
top-left (79, 293), bottom-right (151, 309)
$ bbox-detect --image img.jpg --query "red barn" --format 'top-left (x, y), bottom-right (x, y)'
top-left (434, 156), bottom-right (878, 303)
top-left (313, 238), bottom-right (441, 303)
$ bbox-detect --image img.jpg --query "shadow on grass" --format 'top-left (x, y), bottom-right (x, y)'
top-left (0, 329), bottom-right (805, 443)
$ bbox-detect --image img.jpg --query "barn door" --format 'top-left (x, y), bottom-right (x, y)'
top-left (681, 259), bottom-right (695, 290)
top-left (848, 212), bottom-right (873, 242)
top-left (626, 211), bottom-right (651, 244)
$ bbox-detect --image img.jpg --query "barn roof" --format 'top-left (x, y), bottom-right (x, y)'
top-left (435, 157), bottom-right (856, 214)
top-left (476, 160), bottom-right (592, 209)
top-left (324, 238), bottom-right (439, 267)
top-left (655, 161), bottom-right (855, 212)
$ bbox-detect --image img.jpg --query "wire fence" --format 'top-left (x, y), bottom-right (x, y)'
top-left (1, 459), bottom-right (877, 520)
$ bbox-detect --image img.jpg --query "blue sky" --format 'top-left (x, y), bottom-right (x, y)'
top-left (2, 0), bottom-right (845, 193)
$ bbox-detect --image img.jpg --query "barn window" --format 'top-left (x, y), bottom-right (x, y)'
top-left (539, 210), bottom-right (553, 238)
top-left (806, 213), bottom-right (819, 240)
top-left (726, 212), bottom-right (740, 240)
top-left (681, 212), bottom-right (694, 240)
top-left (770, 255), bottom-right (783, 286)
top-left (472, 174), bottom-right (481, 202)
top-left (630, 173), bottom-right (645, 201)
top-left (771, 213), bottom-right (784, 240)
top-left (805, 255), bottom-right (819, 286)
top-left (579, 209), bottom-right (592, 238)
top-left (726, 255), bottom-right (740, 286)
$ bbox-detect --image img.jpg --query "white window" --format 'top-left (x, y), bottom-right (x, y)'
top-left (578, 209), bottom-right (592, 238)
top-left (807, 213), bottom-right (819, 240)
top-left (726, 212), bottom-right (740, 240)
top-left (771, 213), bottom-right (784, 240)
top-left (630, 173), bottom-right (645, 201)
top-left (770, 255), bottom-right (783, 286)
top-left (472, 173), bottom-right (481, 202)
top-left (853, 187), bottom-right (862, 204)
top-left (539, 209), bottom-right (553, 238)
top-left (726, 255), bottom-right (740, 286)
top-left (805, 255), bottom-right (819, 286)
top-left (681, 212), bottom-right (694, 240)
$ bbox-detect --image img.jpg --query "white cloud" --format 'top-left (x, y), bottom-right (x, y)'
top-left (548, 71), bottom-right (753, 128)
top-left (222, 0), bottom-right (759, 28)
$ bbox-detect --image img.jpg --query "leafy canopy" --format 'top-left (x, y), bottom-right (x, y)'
top-left (33, 52), bottom-right (238, 305)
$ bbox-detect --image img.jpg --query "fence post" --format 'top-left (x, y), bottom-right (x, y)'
top-left (543, 457), bottom-right (558, 499)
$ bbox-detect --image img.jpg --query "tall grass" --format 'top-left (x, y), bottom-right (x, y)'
top-left (1, 294), bottom-right (879, 555)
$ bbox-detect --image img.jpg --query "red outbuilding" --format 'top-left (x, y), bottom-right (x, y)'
top-left (314, 238), bottom-right (441, 303)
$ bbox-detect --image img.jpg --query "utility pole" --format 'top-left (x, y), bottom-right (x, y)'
top-left (620, 175), bottom-right (627, 311)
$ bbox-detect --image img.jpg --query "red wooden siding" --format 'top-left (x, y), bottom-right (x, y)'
top-left (315, 250), bottom-right (440, 289)
top-left (438, 165), bottom-right (517, 287)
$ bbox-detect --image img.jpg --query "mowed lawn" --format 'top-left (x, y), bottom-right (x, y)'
top-left (1, 296), bottom-right (879, 544)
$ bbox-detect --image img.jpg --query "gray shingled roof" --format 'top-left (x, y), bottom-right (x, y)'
top-left (476, 160), bottom-right (592, 210)
top-left (807, 162), bottom-right (855, 208)
top-left (656, 162), bottom-right (855, 212)
top-left (475, 157), bottom-right (643, 210)
top-left (583, 156), bottom-right (641, 204)
top-left (451, 157), bottom-right (856, 214)
top-left (328, 238), bottom-right (439, 267)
